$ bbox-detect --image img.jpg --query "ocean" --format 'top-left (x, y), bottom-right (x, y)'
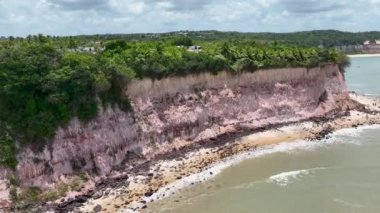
top-left (146, 56), bottom-right (380, 213)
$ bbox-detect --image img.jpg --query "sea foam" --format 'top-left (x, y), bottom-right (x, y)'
top-left (268, 167), bottom-right (326, 186)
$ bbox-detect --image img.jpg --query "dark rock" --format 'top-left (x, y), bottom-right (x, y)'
top-left (95, 181), bottom-right (106, 188)
top-left (93, 191), bottom-right (103, 200)
top-left (93, 204), bottom-right (102, 213)
top-left (72, 202), bottom-right (84, 208)
top-left (86, 189), bottom-right (95, 197)
top-left (75, 195), bottom-right (87, 203)
top-left (144, 189), bottom-right (154, 197)
top-left (110, 182), bottom-right (118, 188)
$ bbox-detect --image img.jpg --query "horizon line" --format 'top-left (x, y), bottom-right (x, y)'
top-left (2, 29), bottom-right (380, 38)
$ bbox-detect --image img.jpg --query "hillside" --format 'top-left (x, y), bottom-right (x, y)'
top-left (70, 30), bottom-right (380, 48)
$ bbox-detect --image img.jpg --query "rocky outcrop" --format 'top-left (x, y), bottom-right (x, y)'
top-left (10, 64), bottom-right (356, 189)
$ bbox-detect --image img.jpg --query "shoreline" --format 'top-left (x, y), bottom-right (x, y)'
top-left (147, 123), bottom-right (380, 211)
top-left (19, 110), bottom-right (352, 212)
top-left (347, 53), bottom-right (380, 58)
top-left (62, 94), bottom-right (380, 213)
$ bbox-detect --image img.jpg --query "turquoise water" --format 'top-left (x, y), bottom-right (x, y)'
top-left (346, 56), bottom-right (380, 96)
top-left (147, 56), bottom-right (380, 213)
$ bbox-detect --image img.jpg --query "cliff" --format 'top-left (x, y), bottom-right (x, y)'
top-left (0, 64), bottom-right (358, 207)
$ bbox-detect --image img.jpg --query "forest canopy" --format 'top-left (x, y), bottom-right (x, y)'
top-left (0, 35), bottom-right (349, 168)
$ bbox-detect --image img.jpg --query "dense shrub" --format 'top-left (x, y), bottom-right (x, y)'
top-left (0, 43), bottom-right (132, 164)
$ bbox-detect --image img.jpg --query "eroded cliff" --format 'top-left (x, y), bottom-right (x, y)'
top-left (0, 64), bottom-right (358, 208)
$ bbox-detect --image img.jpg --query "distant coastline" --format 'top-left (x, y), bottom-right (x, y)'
top-left (347, 53), bottom-right (380, 58)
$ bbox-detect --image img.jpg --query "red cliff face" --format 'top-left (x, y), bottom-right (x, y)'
top-left (10, 64), bottom-right (354, 188)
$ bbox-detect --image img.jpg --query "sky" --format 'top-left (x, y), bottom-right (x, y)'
top-left (0, 0), bottom-right (379, 36)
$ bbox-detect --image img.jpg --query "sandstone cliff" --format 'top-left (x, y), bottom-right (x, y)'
top-left (1, 64), bottom-right (354, 192)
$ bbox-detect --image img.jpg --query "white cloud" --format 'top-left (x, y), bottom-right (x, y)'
top-left (110, 0), bottom-right (147, 15)
top-left (156, 1), bottom-right (173, 10)
top-left (128, 1), bottom-right (146, 14)
top-left (0, 0), bottom-right (379, 36)
top-left (371, 0), bottom-right (380, 7)
top-left (8, 13), bottom-right (26, 24)
top-left (207, 0), bottom-right (261, 22)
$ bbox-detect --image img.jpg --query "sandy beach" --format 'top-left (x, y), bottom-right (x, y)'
top-left (347, 54), bottom-right (380, 58)
top-left (73, 93), bottom-right (380, 213)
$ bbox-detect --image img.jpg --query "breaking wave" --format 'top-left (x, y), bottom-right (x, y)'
top-left (268, 167), bottom-right (326, 186)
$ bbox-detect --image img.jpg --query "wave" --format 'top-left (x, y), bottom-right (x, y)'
top-left (325, 124), bottom-right (380, 145)
top-left (333, 198), bottom-right (362, 208)
top-left (268, 167), bottom-right (326, 186)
